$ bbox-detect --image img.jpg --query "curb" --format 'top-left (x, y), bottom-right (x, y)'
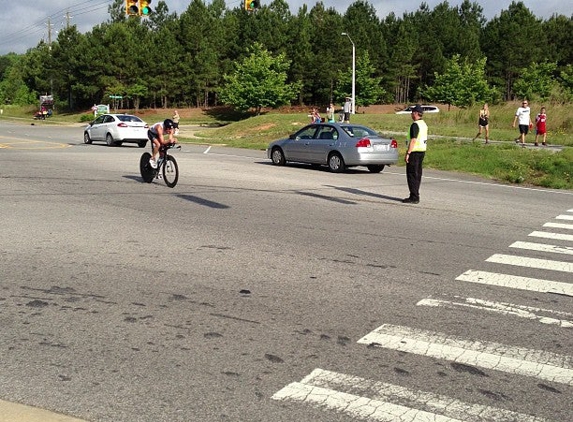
top-left (0, 400), bottom-right (87, 422)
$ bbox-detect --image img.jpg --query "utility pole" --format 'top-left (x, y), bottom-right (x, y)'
top-left (47, 18), bottom-right (53, 45)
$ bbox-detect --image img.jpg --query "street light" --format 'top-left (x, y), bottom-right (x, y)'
top-left (341, 32), bottom-right (355, 115)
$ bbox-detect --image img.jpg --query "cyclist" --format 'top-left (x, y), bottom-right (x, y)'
top-left (148, 119), bottom-right (177, 168)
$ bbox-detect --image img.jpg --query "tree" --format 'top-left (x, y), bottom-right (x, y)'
top-left (219, 43), bottom-right (301, 114)
top-left (512, 62), bottom-right (558, 101)
top-left (335, 51), bottom-right (385, 108)
top-left (423, 54), bottom-right (494, 108)
top-left (481, 2), bottom-right (545, 100)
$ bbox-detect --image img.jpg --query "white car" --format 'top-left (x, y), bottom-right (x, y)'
top-left (395, 105), bottom-right (440, 114)
top-left (84, 114), bottom-right (149, 147)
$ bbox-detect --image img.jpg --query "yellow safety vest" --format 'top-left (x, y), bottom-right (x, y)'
top-left (408, 120), bottom-right (428, 152)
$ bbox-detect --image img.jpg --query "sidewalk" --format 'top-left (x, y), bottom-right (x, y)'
top-left (0, 400), bottom-right (87, 422)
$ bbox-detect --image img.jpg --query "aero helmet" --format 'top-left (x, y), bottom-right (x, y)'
top-left (163, 119), bottom-right (175, 129)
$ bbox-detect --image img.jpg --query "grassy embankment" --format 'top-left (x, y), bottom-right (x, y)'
top-left (1, 103), bottom-right (572, 189)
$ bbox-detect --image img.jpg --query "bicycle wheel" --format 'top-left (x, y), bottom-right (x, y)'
top-left (162, 155), bottom-right (179, 188)
top-left (139, 152), bottom-right (155, 183)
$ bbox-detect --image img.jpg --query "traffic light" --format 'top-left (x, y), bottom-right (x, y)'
top-left (139, 0), bottom-right (152, 16)
top-left (126, 0), bottom-right (138, 16)
top-left (244, 0), bottom-right (259, 12)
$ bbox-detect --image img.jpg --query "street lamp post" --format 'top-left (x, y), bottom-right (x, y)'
top-left (341, 32), bottom-right (355, 115)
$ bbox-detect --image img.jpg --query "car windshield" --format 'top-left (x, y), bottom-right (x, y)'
top-left (117, 115), bottom-right (142, 123)
top-left (340, 125), bottom-right (378, 138)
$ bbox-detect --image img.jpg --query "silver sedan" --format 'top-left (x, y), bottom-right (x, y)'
top-left (267, 123), bottom-right (399, 173)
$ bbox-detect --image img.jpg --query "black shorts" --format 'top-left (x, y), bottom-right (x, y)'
top-left (518, 124), bottom-right (529, 135)
top-left (148, 130), bottom-right (159, 142)
top-left (344, 112), bottom-right (350, 121)
top-left (479, 118), bottom-right (488, 127)
top-left (173, 122), bottom-right (179, 129)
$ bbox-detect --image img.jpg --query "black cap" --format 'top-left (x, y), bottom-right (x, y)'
top-left (411, 104), bottom-right (424, 114)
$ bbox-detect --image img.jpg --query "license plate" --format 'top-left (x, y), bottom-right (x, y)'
top-left (373, 144), bottom-right (388, 151)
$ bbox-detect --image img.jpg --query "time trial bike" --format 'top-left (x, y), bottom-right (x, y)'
top-left (139, 143), bottom-right (180, 188)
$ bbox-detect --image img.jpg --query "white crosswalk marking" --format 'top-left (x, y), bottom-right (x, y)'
top-left (544, 222), bottom-right (573, 230)
top-left (417, 297), bottom-right (573, 328)
top-left (456, 269), bottom-right (573, 297)
top-left (509, 241), bottom-right (573, 255)
top-left (529, 231), bottom-right (573, 242)
top-left (272, 368), bottom-right (552, 422)
top-left (485, 254), bottom-right (573, 272)
top-left (274, 210), bottom-right (573, 421)
top-left (357, 324), bottom-right (573, 386)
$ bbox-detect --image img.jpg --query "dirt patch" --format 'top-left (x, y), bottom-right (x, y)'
top-left (254, 123), bottom-right (277, 131)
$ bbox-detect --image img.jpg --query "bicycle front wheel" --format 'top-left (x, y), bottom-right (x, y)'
top-left (162, 155), bottom-right (179, 188)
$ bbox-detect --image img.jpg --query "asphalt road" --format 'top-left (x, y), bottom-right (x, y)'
top-left (1, 121), bottom-right (572, 422)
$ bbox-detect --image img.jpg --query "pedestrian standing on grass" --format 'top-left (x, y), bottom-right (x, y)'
top-left (172, 110), bottom-right (180, 135)
top-left (512, 100), bottom-right (532, 147)
top-left (403, 104), bottom-right (428, 204)
top-left (326, 103), bottom-right (335, 123)
top-left (472, 103), bottom-right (490, 144)
top-left (343, 97), bottom-right (351, 123)
top-left (534, 107), bottom-right (547, 146)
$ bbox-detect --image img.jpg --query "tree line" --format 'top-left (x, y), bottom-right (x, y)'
top-left (0, 0), bottom-right (572, 112)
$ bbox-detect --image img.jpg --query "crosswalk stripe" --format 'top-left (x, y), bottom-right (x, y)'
top-left (529, 231), bottom-right (573, 242)
top-left (509, 241), bottom-right (573, 256)
top-left (544, 222), bottom-right (573, 230)
top-left (456, 269), bottom-right (573, 297)
top-left (485, 254), bottom-right (573, 273)
top-left (357, 324), bottom-right (573, 385)
top-left (556, 214), bottom-right (573, 220)
top-left (417, 297), bottom-right (573, 328)
top-left (272, 368), bottom-right (552, 422)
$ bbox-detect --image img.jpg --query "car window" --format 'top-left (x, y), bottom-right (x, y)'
top-left (93, 115), bottom-right (105, 124)
top-left (296, 125), bottom-right (319, 140)
top-left (341, 125), bottom-right (377, 138)
top-left (317, 127), bottom-right (338, 140)
top-left (118, 115), bottom-right (142, 123)
top-left (104, 115), bottom-right (115, 123)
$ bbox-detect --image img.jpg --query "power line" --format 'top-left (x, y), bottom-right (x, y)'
top-left (0, 0), bottom-right (112, 52)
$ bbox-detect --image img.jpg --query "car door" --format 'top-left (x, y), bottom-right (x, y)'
top-left (287, 125), bottom-right (319, 162)
top-left (89, 115), bottom-right (107, 141)
top-left (310, 126), bottom-right (338, 163)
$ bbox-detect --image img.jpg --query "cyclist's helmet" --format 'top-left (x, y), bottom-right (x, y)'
top-left (163, 119), bottom-right (175, 130)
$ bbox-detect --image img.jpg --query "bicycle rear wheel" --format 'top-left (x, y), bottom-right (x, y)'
top-left (162, 155), bottom-right (179, 188)
top-left (140, 152), bottom-right (155, 183)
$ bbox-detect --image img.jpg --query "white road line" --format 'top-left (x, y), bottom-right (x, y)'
top-left (456, 269), bottom-right (573, 297)
top-left (357, 324), bottom-right (573, 385)
top-left (203, 146), bottom-right (211, 154)
top-left (485, 254), bottom-right (573, 273)
top-left (272, 368), bottom-right (552, 422)
top-left (509, 241), bottom-right (573, 256)
top-left (544, 222), bottom-right (573, 230)
top-left (556, 214), bottom-right (573, 220)
top-left (529, 231), bottom-right (573, 242)
top-left (417, 297), bottom-right (573, 328)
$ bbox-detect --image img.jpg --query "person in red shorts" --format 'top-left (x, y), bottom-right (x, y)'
top-left (534, 106), bottom-right (547, 146)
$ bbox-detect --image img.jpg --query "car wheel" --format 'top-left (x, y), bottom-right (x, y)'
top-left (367, 165), bottom-right (385, 173)
top-left (83, 132), bottom-right (92, 144)
top-left (328, 152), bottom-right (345, 173)
top-left (271, 147), bottom-right (286, 166)
top-left (106, 133), bottom-right (115, 146)
top-left (138, 140), bottom-right (147, 148)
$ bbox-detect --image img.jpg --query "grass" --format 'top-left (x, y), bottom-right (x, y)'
top-left (2, 102), bottom-right (572, 189)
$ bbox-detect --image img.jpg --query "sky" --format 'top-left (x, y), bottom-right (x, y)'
top-left (0, 0), bottom-right (570, 55)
